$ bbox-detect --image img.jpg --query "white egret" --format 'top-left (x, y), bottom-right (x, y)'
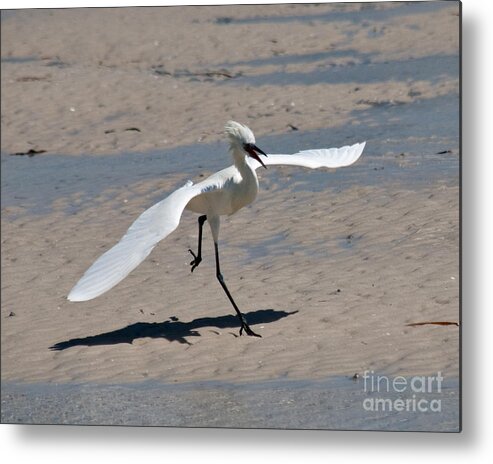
top-left (68, 121), bottom-right (365, 337)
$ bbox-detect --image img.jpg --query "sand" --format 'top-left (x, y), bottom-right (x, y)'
top-left (1, 1), bottom-right (460, 424)
top-left (1, 2), bottom-right (458, 155)
top-left (2, 179), bottom-right (459, 384)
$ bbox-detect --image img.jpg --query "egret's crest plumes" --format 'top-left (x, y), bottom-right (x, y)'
top-left (225, 121), bottom-right (268, 169)
top-left (225, 121), bottom-right (255, 146)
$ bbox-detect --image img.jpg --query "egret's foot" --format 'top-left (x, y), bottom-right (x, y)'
top-left (188, 249), bottom-right (202, 272)
top-left (239, 319), bottom-right (262, 338)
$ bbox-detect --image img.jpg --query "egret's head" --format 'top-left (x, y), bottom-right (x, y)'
top-left (224, 121), bottom-right (268, 168)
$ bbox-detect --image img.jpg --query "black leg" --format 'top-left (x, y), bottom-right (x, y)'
top-left (214, 242), bottom-right (261, 337)
top-left (188, 215), bottom-right (207, 272)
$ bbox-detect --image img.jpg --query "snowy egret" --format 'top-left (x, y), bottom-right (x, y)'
top-left (68, 121), bottom-right (365, 337)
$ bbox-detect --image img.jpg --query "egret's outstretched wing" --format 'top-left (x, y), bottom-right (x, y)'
top-left (249, 142), bottom-right (366, 170)
top-left (68, 180), bottom-right (211, 302)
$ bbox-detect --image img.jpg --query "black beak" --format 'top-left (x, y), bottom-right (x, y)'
top-left (245, 143), bottom-right (268, 169)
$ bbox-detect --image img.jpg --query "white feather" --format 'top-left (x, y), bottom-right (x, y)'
top-left (68, 181), bottom-right (205, 301)
top-left (248, 142), bottom-right (366, 170)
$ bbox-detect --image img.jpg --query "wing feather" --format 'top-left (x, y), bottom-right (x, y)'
top-left (68, 181), bottom-right (205, 302)
top-left (248, 142), bottom-right (366, 170)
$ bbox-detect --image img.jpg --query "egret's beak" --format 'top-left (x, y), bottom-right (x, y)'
top-left (245, 144), bottom-right (268, 169)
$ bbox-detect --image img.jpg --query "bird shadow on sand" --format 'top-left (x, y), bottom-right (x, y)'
top-left (49, 309), bottom-right (298, 350)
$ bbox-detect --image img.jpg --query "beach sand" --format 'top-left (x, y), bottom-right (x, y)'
top-left (1, 2), bottom-right (460, 427)
top-left (2, 180), bottom-right (459, 384)
top-left (1, 2), bottom-right (458, 156)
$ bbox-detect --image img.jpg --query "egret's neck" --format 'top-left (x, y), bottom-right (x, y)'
top-left (231, 145), bottom-right (256, 177)
top-left (228, 144), bottom-right (259, 213)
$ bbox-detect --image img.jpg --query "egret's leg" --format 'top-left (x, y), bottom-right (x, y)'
top-left (214, 242), bottom-right (261, 338)
top-left (188, 215), bottom-right (207, 272)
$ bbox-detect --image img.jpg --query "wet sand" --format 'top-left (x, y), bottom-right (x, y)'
top-left (1, 376), bottom-right (460, 431)
top-left (1, 2), bottom-right (460, 429)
